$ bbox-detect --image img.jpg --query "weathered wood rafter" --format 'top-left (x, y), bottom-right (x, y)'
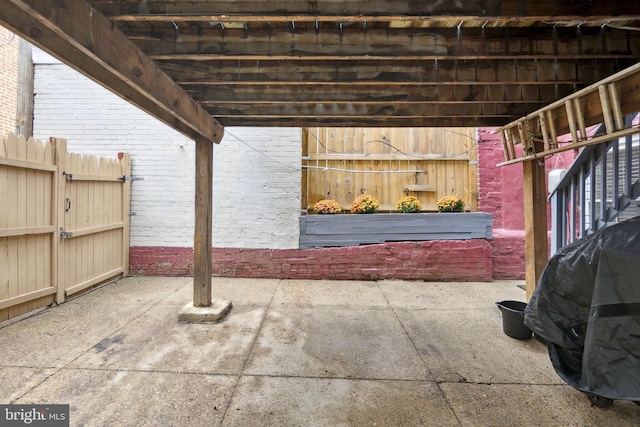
top-left (132, 27), bottom-right (639, 61)
top-left (186, 84), bottom-right (578, 104)
top-left (92, 1), bottom-right (640, 22)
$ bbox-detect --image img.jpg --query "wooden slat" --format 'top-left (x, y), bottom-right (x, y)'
top-left (309, 153), bottom-right (469, 161)
top-left (0, 226), bottom-right (56, 238)
top-left (0, 157), bottom-right (57, 172)
top-left (403, 185), bottom-right (437, 192)
top-left (565, 100), bottom-right (579, 143)
top-left (0, 287), bottom-right (57, 310)
top-left (608, 83), bottom-right (625, 131)
top-left (598, 84), bottom-right (615, 133)
top-left (573, 98), bottom-right (587, 140)
top-left (64, 267), bottom-right (124, 297)
top-left (63, 222), bottom-right (125, 239)
top-left (64, 173), bottom-right (124, 182)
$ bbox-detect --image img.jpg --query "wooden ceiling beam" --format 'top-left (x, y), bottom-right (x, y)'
top-left (186, 84), bottom-right (579, 104)
top-left (216, 117), bottom-right (511, 127)
top-left (132, 27), bottom-right (640, 61)
top-left (92, 1), bottom-right (640, 22)
top-left (202, 102), bottom-right (539, 118)
top-left (0, 0), bottom-right (223, 143)
top-left (164, 58), bottom-right (617, 86)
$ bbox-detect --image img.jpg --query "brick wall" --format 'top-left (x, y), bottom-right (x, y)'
top-left (130, 240), bottom-right (493, 281)
top-left (478, 128), bottom-right (577, 279)
top-left (0, 28), bottom-right (19, 137)
top-left (32, 50), bottom-right (301, 249)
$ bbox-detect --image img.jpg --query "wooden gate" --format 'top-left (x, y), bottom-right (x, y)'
top-left (302, 127), bottom-right (478, 212)
top-left (0, 133), bottom-right (130, 322)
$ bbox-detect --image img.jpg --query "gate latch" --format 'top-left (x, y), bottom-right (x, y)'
top-left (61, 230), bottom-right (73, 239)
top-left (118, 175), bottom-right (144, 182)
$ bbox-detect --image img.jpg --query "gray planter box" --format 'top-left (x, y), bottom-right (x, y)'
top-left (299, 212), bottom-right (493, 249)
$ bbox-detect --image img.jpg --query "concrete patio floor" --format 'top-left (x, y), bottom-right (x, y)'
top-left (1, 276), bottom-right (638, 426)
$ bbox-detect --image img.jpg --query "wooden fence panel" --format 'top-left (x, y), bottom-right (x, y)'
top-left (304, 127), bottom-right (477, 212)
top-left (56, 139), bottom-right (130, 298)
top-left (0, 134), bottom-right (57, 321)
top-left (0, 133), bottom-right (130, 322)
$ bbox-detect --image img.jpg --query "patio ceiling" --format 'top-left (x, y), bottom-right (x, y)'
top-left (2, 1), bottom-right (640, 142)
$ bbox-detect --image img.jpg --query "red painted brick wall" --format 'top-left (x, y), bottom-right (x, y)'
top-left (130, 240), bottom-right (494, 281)
top-left (478, 128), bottom-right (577, 279)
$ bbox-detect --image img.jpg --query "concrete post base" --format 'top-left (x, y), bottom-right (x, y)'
top-left (177, 300), bottom-right (232, 323)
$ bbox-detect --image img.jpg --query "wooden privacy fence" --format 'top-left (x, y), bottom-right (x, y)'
top-left (302, 127), bottom-right (478, 212)
top-left (0, 133), bottom-right (130, 322)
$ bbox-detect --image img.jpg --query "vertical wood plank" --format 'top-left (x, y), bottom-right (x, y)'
top-left (26, 138), bottom-right (38, 312)
top-left (121, 152), bottom-right (131, 276)
top-left (14, 134), bottom-right (28, 317)
top-left (0, 135), bottom-right (8, 321)
top-left (522, 158), bottom-right (549, 301)
top-left (54, 138), bottom-right (67, 303)
top-left (194, 137), bottom-right (213, 307)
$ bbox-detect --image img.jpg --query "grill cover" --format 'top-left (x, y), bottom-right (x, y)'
top-left (524, 216), bottom-right (640, 401)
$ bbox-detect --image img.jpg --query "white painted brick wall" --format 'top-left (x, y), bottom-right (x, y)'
top-left (32, 51), bottom-right (301, 249)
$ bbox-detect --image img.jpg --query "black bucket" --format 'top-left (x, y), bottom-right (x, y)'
top-left (496, 300), bottom-right (532, 340)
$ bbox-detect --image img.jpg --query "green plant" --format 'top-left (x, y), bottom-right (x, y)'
top-left (437, 195), bottom-right (465, 212)
top-left (313, 199), bottom-right (342, 214)
top-left (350, 194), bottom-right (380, 214)
top-left (396, 196), bottom-right (422, 213)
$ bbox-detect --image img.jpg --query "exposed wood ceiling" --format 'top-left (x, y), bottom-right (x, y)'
top-left (2, 1), bottom-right (640, 140)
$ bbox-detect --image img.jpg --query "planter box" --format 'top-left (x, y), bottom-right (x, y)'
top-left (299, 212), bottom-right (493, 249)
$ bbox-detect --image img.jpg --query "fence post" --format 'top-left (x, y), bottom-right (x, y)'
top-left (119, 152), bottom-right (131, 276)
top-left (53, 138), bottom-right (67, 304)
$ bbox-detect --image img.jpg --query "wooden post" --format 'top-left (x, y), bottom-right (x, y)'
top-left (193, 137), bottom-right (213, 307)
top-left (522, 157), bottom-right (549, 301)
top-left (53, 138), bottom-right (67, 304)
top-left (119, 152), bottom-right (131, 276)
top-left (16, 38), bottom-right (33, 138)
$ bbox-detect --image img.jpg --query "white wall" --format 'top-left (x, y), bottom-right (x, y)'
top-left (32, 50), bottom-right (302, 249)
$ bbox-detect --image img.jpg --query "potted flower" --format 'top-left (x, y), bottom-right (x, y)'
top-left (396, 196), bottom-right (422, 213)
top-left (313, 199), bottom-right (342, 214)
top-left (350, 194), bottom-right (379, 214)
top-left (437, 195), bottom-right (465, 212)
